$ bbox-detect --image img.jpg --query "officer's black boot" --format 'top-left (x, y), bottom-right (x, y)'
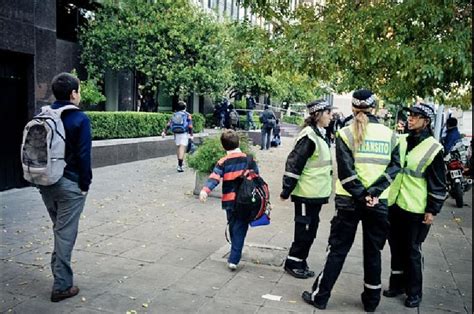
top-left (383, 273), bottom-right (405, 298)
top-left (405, 294), bottom-right (422, 308)
top-left (284, 258), bottom-right (315, 279)
top-left (361, 287), bottom-right (381, 313)
top-left (301, 291), bottom-right (328, 309)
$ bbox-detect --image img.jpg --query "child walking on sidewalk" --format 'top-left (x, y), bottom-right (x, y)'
top-left (199, 130), bottom-right (259, 270)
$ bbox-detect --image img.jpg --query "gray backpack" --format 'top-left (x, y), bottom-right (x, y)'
top-left (21, 105), bottom-right (78, 186)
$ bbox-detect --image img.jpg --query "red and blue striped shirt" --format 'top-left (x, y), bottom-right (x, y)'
top-left (202, 150), bottom-right (259, 210)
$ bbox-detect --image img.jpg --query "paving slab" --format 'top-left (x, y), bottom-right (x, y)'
top-left (0, 136), bottom-right (471, 313)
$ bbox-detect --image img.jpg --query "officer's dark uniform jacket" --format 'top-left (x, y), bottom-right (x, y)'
top-left (281, 126), bottom-right (330, 204)
top-left (336, 114), bottom-right (401, 211)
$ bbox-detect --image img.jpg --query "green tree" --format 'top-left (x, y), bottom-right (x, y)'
top-left (80, 0), bottom-right (232, 98)
top-left (239, 1), bottom-right (472, 109)
top-left (226, 21), bottom-right (273, 96)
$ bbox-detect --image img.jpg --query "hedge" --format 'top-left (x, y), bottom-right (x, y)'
top-left (282, 115), bottom-right (304, 126)
top-left (86, 112), bottom-right (205, 140)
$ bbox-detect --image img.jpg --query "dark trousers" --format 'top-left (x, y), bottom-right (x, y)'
top-left (261, 127), bottom-right (272, 150)
top-left (387, 205), bottom-right (431, 298)
top-left (226, 209), bottom-right (249, 264)
top-left (286, 202), bottom-right (322, 269)
top-left (311, 203), bottom-right (389, 309)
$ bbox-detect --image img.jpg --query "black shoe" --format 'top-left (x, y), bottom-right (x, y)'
top-left (51, 286), bottom-right (80, 302)
top-left (302, 291), bottom-right (327, 310)
top-left (361, 292), bottom-right (378, 312)
top-left (404, 295), bottom-right (422, 308)
top-left (284, 265), bottom-right (315, 279)
top-left (383, 287), bottom-right (405, 298)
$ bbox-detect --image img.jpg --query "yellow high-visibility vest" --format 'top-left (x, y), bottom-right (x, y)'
top-left (289, 126), bottom-right (333, 199)
top-left (335, 123), bottom-right (396, 199)
top-left (388, 134), bottom-right (443, 214)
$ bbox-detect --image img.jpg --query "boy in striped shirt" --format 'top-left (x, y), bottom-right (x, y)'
top-left (199, 130), bottom-right (259, 270)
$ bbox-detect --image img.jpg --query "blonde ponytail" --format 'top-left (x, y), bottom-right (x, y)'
top-left (352, 108), bottom-right (371, 149)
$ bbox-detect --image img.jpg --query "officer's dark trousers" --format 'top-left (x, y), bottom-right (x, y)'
top-left (311, 202), bottom-right (389, 309)
top-left (287, 202), bottom-right (322, 269)
top-left (387, 205), bottom-right (430, 298)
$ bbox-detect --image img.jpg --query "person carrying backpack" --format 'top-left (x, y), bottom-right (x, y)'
top-left (260, 105), bottom-right (277, 150)
top-left (271, 119), bottom-right (281, 147)
top-left (21, 72), bottom-right (92, 302)
top-left (199, 130), bottom-right (262, 271)
top-left (228, 104), bottom-right (240, 130)
top-left (162, 101), bottom-right (193, 172)
top-left (280, 100), bottom-right (335, 279)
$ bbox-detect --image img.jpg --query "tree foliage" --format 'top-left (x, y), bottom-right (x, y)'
top-left (240, 0), bottom-right (472, 109)
top-left (80, 0), bottom-right (232, 97)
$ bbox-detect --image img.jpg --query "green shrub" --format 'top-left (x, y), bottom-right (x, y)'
top-left (234, 99), bottom-right (246, 110)
top-left (187, 132), bottom-right (253, 173)
top-left (239, 113), bottom-right (262, 129)
top-left (80, 79), bottom-right (106, 110)
top-left (282, 115), bottom-right (304, 126)
top-left (86, 112), bottom-right (205, 140)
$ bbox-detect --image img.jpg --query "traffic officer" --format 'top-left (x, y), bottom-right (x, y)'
top-left (280, 99), bottom-right (335, 279)
top-left (383, 103), bottom-right (446, 308)
top-left (302, 89), bottom-right (401, 312)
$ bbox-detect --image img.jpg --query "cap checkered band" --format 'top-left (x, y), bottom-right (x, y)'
top-left (352, 95), bottom-right (376, 108)
top-left (412, 103), bottom-right (435, 118)
top-left (308, 101), bottom-right (329, 114)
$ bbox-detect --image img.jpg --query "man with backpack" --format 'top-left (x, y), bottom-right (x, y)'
top-left (162, 101), bottom-right (193, 172)
top-left (21, 72), bottom-right (92, 302)
top-left (260, 105), bottom-right (277, 150)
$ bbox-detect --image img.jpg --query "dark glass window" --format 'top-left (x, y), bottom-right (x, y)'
top-left (56, 0), bottom-right (96, 42)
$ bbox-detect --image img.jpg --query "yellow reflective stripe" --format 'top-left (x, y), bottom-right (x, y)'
top-left (415, 143), bottom-right (441, 174)
top-left (402, 168), bottom-right (423, 178)
top-left (340, 174), bottom-right (358, 185)
top-left (284, 172), bottom-right (300, 179)
top-left (391, 133), bottom-right (397, 151)
top-left (354, 157), bottom-right (390, 165)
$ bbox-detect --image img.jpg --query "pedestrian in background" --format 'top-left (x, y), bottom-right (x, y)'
top-left (199, 130), bottom-right (259, 270)
top-left (280, 100), bottom-right (335, 279)
top-left (260, 105), bottom-right (276, 150)
top-left (442, 117), bottom-right (462, 154)
top-left (246, 93), bottom-right (256, 130)
top-left (384, 103), bottom-right (446, 308)
top-left (38, 73), bottom-right (92, 302)
top-left (162, 101), bottom-right (193, 172)
top-left (302, 89), bottom-right (401, 312)
top-left (271, 119), bottom-right (281, 147)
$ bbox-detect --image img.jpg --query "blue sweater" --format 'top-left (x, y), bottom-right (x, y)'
top-left (51, 101), bottom-right (92, 191)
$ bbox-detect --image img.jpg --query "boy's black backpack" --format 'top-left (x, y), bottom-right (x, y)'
top-left (234, 156), bottom-right (271, 223)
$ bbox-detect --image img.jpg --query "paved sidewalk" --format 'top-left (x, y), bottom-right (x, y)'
top-left (1, 137), bottom-right (471, 313)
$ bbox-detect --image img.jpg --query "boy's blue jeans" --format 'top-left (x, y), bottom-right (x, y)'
top-left (226, 209), bottom-right (249, 264)
top-left (39, 177), bottom-right (87, 292)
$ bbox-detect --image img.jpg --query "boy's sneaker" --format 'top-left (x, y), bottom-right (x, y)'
top-left (177, 165), bottom-right (184, 172)
top-left (228, 263), bottom-right (237, 271)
